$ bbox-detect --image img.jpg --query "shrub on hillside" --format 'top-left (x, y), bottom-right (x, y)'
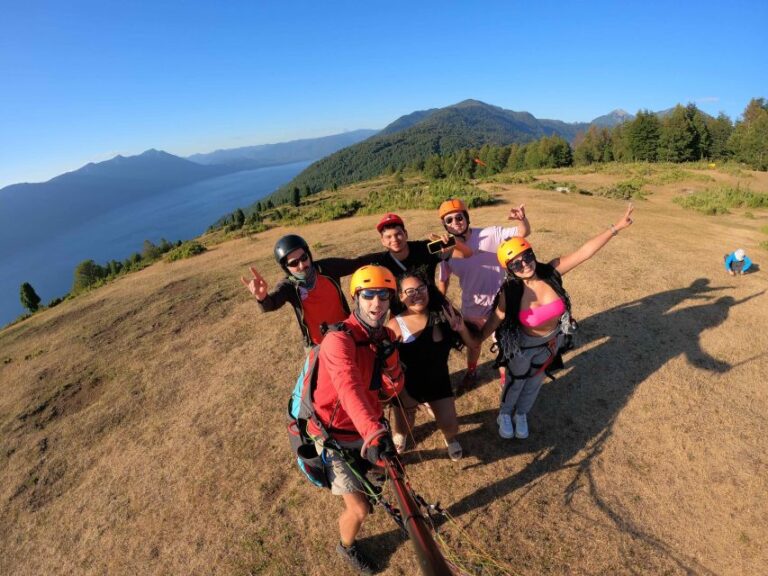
top-left (165, 241), bottom-right (208, 262)
top-left (673, 185), bottom-right (768, 215)
top-left (595, 178), bottom-right (648, 200)
top-left (531, 180), bottom-right (583, 194)
top-left (359, 178), bottom-right (496, 215)
top-left (486, 172), bottom-right (536, 184)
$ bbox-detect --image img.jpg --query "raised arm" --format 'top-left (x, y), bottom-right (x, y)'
top-left (437, 261), bottom-right (451, 296)
top-left (551, 204), bottom-right (634, 276)
top-left (241, 266), bottom-right (291, 311)
top-left (241, 266), bottom-right (269, 301)
top-left (508, 204), bottom-right (531, 237)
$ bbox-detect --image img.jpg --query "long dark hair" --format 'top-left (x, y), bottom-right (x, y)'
top-left (396, 269), bottom-right (464, 350)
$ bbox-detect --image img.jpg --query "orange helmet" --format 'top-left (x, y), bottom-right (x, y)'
top-left (438, 199), bottom-right (468, 220)
top-left (349, 265), bottom-right (397, 297)
top-left (497, 237), bottom-right (533, 268)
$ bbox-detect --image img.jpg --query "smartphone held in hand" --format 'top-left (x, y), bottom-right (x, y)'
top-left (427, 235), bottom-right (456, 254)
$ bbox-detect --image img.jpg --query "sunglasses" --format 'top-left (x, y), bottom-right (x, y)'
top-left (443, 214), bottom-right (465, 225)
top-left (359, 289), bottom-right (391, 301)
top-left (507, 250), bottom-right (536, 273)
top-left (402, 284), bottom-right (428, 297)
top-left (285, 253), bottom-right (309, 268)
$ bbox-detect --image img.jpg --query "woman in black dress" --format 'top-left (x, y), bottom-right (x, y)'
top-left (387, 269), bottom-right (475, 461)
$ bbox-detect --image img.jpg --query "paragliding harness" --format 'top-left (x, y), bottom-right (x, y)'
top-left (288, 326), bottom-right (489, 576)
top-left (491, 263), bottom-right (578, 382)
top-left (286, 321), bottom-right (399, 489)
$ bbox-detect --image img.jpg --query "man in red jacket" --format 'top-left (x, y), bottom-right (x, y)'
top-left (309, 265), bottom-right (404, 574)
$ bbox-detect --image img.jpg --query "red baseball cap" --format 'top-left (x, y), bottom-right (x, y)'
top-left (376, 212), bottom-right (405, 233)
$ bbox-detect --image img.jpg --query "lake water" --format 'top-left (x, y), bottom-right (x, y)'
top-left (0, 161), bottom-right (310, 326)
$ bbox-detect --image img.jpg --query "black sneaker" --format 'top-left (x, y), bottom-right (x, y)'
top-left (336, 542), bottom-right (376, 574)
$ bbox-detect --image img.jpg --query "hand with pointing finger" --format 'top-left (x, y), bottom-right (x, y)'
top-left (241, 266), bottom-right (269, 302)
top-left (508, 204), bottom-right (527, 222)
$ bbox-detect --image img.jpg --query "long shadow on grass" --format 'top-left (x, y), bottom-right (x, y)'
top-left (442, 278), bottom-right (763, 575)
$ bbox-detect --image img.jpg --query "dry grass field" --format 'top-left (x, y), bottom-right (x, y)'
top-left (1, 166), bottom-right (767, 576)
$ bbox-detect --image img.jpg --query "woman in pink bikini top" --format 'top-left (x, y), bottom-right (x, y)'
top-left (483, 203), bottom-right (635, 340)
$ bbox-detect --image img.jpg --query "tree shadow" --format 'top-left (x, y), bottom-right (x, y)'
top-left (438, 278), bottom-right (764, 574)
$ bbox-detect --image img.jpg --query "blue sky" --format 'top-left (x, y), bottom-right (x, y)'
top-left (1, 0), bottom-right (766, 188)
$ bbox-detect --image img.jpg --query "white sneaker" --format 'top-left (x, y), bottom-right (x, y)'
top-left (514, 413), bottom-right (529, 439)
top-left (497, 414), bottom-right (514, 439)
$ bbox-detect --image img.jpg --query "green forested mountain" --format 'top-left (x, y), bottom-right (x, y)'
top-left (271, 99), bottom-right (595, 202)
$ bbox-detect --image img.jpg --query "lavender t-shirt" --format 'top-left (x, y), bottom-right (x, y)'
top-left (439, 225), bottom-right (519, 318)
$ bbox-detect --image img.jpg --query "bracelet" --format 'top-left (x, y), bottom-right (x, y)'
top-left (610, 224), bottom-right (618, 237)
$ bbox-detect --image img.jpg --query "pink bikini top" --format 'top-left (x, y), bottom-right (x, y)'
top-left (519, 299), bottom-right (566, 328)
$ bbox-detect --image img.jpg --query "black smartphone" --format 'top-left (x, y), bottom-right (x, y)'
top-left (427, 235), bottom-right (456, 254)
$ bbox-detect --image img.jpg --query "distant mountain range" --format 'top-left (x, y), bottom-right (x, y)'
top-left (272, 99), bottom-right (632, 200)
top-left (0, 131), bottom-right (380, 255)
top-left (591, 109), bottom-right (634, 127)
top-left (0, 150), bottom-right (235, 253)
top-left (187, 129), bottom-right (377, 170)
top-left (0, 101), bottom-right (640, 254)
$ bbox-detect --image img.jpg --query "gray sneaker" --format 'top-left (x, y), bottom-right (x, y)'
top-left (337, 542), bottom-right (376, 574)
top-left (514, 413), bottom-right (529, 439)
top-left (497, 413), bottom-right (514, 439)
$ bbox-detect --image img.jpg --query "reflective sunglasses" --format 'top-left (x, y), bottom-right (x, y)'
top-left (402, 284), bottom-right (428, 297)
top-left (443, 214), bottom-right (465, 225)
top-left (285, 253), bottom-right (309, 268)
top-left (359, 288), bottom-right (391, 301)
top-left (507, 250), bottom-right (536, 273)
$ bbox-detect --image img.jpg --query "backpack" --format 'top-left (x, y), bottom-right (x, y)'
top-left (287, 322), bottom-right (391, 488)
top-left (491, 263), bottom-right (578, 373)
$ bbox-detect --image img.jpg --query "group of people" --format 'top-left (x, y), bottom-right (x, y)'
top-left (242, 199), bottom-right (634, 574)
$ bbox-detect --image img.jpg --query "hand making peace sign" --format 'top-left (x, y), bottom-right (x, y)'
top-left (240, 266), bottom-right (269, 301)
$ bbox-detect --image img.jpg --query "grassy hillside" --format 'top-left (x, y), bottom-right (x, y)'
top-left (1, 165), bottom-right (767, 575)
top-left (270, 100), bottom-right (591, 204)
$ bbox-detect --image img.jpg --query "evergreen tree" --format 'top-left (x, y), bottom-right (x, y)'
top-left (107, 260), bottom-right (123, 276)
top-left (658, 105), bottom-right (697, 162)
top-left (728, 98), bottom-right (768, 170)
top-left (245, 210), bottom-right (261, 226)
top-left (20, 282), bottom-right (41, 312)
top-left (73, 260), bottom-right (106, 293)
top-left (158, 238), bottom-right (173, 253)
top-left (627, 110), bottom-right (661, 161)
top-left (610, 123), bottom-right (630, 161)
top-left (707, 113), bottom-right (734, 160)
top-left (577, 126), bottom-right (616, 163)
top-left (424, 155), bottom-right (445, 179)
top-left (506, 144), bottom-right (526, 171)
top-left (292, 187), bottom-right (301, 207)
top-left (142, 240), bottom-right (163, 260)
top-left (233, 208), bottom-right (246, 228)
top-left (686, 104), bottom-right (711, 160)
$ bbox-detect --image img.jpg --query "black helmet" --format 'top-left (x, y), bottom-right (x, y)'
top-left (274, 234), bottom-right (312, 269)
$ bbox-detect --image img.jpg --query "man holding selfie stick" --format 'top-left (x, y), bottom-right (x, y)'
top-left (437, 199), bottom-right (531, 391)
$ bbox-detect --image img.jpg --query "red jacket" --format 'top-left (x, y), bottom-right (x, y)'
top-left (309, 314), bottom-right (404, 445)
